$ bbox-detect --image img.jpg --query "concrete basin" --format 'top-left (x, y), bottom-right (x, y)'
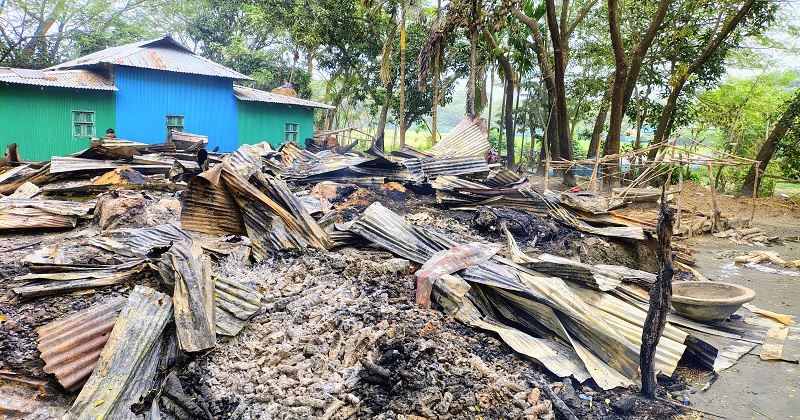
top-left (671, 281), bottom-right (756, 324)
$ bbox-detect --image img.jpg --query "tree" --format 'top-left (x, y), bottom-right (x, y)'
top-left (1, 0), bottom-right (172, 68)
top-left (647, 0), bottom-right (778, 160)
top-left (741, 87), bottom-right (800, 196)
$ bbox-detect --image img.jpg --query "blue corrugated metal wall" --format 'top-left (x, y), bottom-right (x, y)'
top-left (114, 66), bottom-right (238, 152)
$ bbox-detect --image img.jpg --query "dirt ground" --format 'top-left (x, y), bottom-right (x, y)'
top-left (670, 182), bottom-right (800, 420)
top-left (1, 178), bottom-right (799, 419)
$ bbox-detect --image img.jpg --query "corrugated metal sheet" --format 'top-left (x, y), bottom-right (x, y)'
top-left (0, 82), bottom-right (116, 161)
top-left (215, 276), bottom-right (263, 336)
top-left (181, 166), bottom-right (246, 236)
top-left (91, 224), bottom-right (193, 257)
top-left (67, 285), bottom-right (172, 420)
top-left (233, 85), bottom-right (335, 109)
top-left (36, 298), bottom-right (127, 391)
top-left (12, 261), bottom-right (151, 298)
top-left (0, 198), bottom-right (94, 230)
top-left (484, 169), bottom-right (526, 188)
top-left (49, 156), bottom-right (173, 175)
top-left (427, 115), bottom-right (490, 158)
top-left (114, 66), bottom-right (239, 152)
top-left (420, 156), bottom-right (490, 179)
top-left (162, 240), bottom-right (216, 352)
top-left (0, 68), bottom-right (117, 91)
top-left (49, 37), bottom-right (251, 81)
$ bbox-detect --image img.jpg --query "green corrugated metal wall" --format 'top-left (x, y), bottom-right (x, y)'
top-left (0, 84), bottom-right (116, 161)
top-left (237, 101), bottom-right (314, 148)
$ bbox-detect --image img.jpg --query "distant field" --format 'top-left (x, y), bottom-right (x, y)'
top-left (774, 182), bottom-right (800, 197)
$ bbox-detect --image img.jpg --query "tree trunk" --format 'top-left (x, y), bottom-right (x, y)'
top-left (741, 88), bottom-right (800, 196)
top-left (431, 0), bottom-right (442, 146)
top-left (545, 0), bottom-right (574, 186)
top-left (398, 2), bottom-right (407, 148)
top-left (374, 81), bottom-right (395, 152)
top-left (466, 0), bottom-right (477, 116)
top-left (588, 86), bottom-right (611, 158)
top-left (483, 27), bottom-right (516, 169)
top-left (640, 188), bottom-right (674, 398)
top-left (605, 0), bottom-right (627, 189)
top-left (621, 0), bottom-right (671, 110)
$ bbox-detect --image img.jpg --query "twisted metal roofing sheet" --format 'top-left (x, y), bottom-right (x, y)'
top-left (49, 37), bottom-right (251, 80)
top-left (233, 85), bottom-right (335, 109)
top-left (36, 298), bottom-right (127, 391)
top-left (215, 276), bottom-right (263, 336)
top-left (427, 115), bottom-right (490, 158)
top-left (0, 68), bottom-right (117, 90)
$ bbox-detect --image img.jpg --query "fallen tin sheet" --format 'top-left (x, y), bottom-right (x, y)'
top-left (162, 239), bottom-right (216, 352)
top-left (12, 261), bottom-right (152, 298)
top-left (181, 165), bottom-right (246, 236)
top-left (91, 223), bottom-right (193, 257)
top-left (349, 202), bottom-right (693, 389)
top-left (0, 198), bottom-right (94, 230)
top-left (36, 297), bottom-right (127, 391)
top-left (49, 156), bottom-right (173, 176)
top-left (67, 285), bottom-right (172, 420)
top-left (426, 115), bottom-right (490, 159)
top-left (182, 163), bottom-right (330, 261)
top-left (214, 276), bottom-right (263, 336)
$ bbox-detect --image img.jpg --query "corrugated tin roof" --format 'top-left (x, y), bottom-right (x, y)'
top-left (427, 115), bottom-right (490, 158)
top-left (215, 276), bottom-right (263, 336)
top-left (48, 37), bottom-right (252, 81)
top-left (233, 85), bottom-right (335, 109)
top-left (0, 68), bottom-right (117, 91)
top-left (36, 298), bottom-right (127, 391)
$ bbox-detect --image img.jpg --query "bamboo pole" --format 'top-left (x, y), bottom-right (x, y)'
top-left (676, 156), bottom-right (683, 229)
top-left (750, 161), bottom-right (759, 225)
top-left (706, 164), bottom-right (721, 233)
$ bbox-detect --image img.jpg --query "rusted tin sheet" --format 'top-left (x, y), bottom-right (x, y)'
top-left (13, 261), bottom-right (152, 298)
top-left (50, 37), bottom-right (251, 80)
top-left (427, 115), bottom-right (490, 158)
top-left (36, 298), bottom-right (127, 391)
top-left (162, 240), bottom-right (216, 352)
top-left (484, 169), bottom-right (527, 188)
top-left (215, 276), bottom-right (263, 336)
top-left (182, 163), bottom-right (330, 261)
top-left (91, 224), bottom-right (193, 257)
top-left (49, 156), bottom-right (173, 176)
top-left (0, 198), bottom-right (93, 230)
top-left (181, 166), bottom-right (246, 236)
top-left (234, 84), bottom-right (335, 109)
top-left (67, 285), bottom-right (172, 420)
top-left (420, 156), bottom-right (490, 180)
top-left (0, 68), bottom-right (117, 90)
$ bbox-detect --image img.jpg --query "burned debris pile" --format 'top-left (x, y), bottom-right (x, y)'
top-left (0, 121), bottom-right (795, 419)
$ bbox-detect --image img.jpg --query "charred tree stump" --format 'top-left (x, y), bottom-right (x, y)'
top-left (640, 187), bottom-right (674, 398)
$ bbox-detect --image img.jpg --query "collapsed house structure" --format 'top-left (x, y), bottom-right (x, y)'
top-left (0, 116), bottom-right (796, 418)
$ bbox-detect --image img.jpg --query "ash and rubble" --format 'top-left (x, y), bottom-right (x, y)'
top-left (1, 123), bottom-right (778, 419)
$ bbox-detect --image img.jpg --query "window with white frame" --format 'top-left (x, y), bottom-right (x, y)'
top-left (284, 122), bottom-right (299, 142)
top-left (72, 111), bottom-right (95, 137)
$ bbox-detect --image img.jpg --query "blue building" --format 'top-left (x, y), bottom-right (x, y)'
top-left (0, 36), bottom-right (334, 160)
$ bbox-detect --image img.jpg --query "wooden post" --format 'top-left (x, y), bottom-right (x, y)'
top-left (750, 161), bottom-right (759, 226)
top-left (640, 186), bottom-right (675, 399)
top-left (706, 164), bottom-right (720, 233)
top-left (676, 157), bottom-right (683, 229)
top-left (544, 160), bottom-right (550, 191)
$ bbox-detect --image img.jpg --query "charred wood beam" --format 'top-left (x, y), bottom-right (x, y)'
top-left (640, 187), bottom-right (674, 398)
